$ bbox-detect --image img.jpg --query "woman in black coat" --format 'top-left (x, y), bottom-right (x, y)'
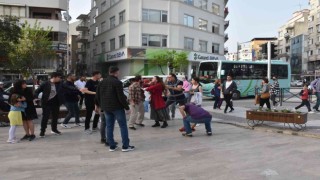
top-left (10, 80), bottom-right (38, 141)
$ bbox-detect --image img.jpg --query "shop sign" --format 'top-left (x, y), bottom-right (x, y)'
top-left (189, 52), bottom-right (226, 61)
top-left (106, 49), bottom-right (127, 61)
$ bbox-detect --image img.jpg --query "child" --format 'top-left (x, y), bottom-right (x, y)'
top-left (7, 94), bottom-right (27, 143)
top-left (295, 85), bottom-right (314, 113)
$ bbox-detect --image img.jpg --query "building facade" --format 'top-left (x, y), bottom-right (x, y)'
top-left (251, 38), bottom-right (277, 60)
top-left (225, 52), bottom-right (238, 61)
top-left (86, 0), bottom-right (228, 78)
top-left (307, 0), bottom-right (320, 75)
top-left (277, 9), bottom-right (309, 77)
top-left (0, 0), bottom-right (68, 80)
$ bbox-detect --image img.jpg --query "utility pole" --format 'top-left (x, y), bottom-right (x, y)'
top-left (267, 41), bottom-right (271, 81)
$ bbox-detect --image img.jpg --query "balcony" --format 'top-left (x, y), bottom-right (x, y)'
top-left (224, 33), bottom-right (229, 42)
top-left (224, 20), bottom-right (230, 30)
top-left (224, 0), bottom-right (229, 5)
top-left (76, 48), bottom-right (86, 55)
top-left (76, 14), bottom-right (89, 20)
top-left (21, 18), bottom-right (67, 33)
top-left (76, 34), bottom-right (89, 43)
top-left (284, 33), bottom-right (292, 39)
top-left (76, 23), bottom-right (89, 31)
top-left (224, 7), bottom-right (229, 18)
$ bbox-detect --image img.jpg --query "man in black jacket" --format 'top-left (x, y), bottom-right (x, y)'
top-left (35, 72), bottom-right (62, 137)
top-left (61, 73), bottom-right (84, 128)
top-left (95, 66), bottom-right (134, 152)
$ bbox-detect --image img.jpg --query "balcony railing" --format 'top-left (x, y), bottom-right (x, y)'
top-left (76, 48), bottom-right (87, 55)
top-left (224, 7), bottom-right (229, 18)
top-left (76, 35), bottom-right (89, 43)
top-left (76, 23), bottom-right (89, 31)
top-left (224, 33), bottom-right (229, 42)
top-left (224, 20), bottom-right (230, 30)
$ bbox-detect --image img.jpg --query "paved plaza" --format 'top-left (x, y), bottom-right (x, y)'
top-left (1, 109), bottom-right (320, 179)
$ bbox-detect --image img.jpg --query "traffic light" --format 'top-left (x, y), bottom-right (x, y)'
top-left (271, 43), bottom-right (277, 59)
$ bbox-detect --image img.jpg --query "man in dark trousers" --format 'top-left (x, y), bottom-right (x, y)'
top-left (61, 73), bottom-right (84, 128)
top-left (222, 75), bottom-right (237, 114)
top-left (95, 66), bottom-right (134, 152)
top-left (83, 71), bottom-right (101, 134)
top-left (35, 72), bottom-right (62, 137)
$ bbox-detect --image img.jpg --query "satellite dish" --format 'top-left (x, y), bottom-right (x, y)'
top-left (63, 12), bottom-right (72, 21)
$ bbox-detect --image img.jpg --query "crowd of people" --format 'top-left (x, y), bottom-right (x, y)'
top-left (9, 66), bottom-right (314, 152)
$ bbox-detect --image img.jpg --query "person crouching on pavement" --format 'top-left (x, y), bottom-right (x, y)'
top-left (179, 103), bottom-right (212, 137)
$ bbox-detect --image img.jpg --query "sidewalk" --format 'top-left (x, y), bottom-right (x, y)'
top-left (201, 100), bottom-right (320, 139)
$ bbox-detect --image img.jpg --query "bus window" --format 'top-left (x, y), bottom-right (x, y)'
top-left (198, 62), bottom-right (218, 80)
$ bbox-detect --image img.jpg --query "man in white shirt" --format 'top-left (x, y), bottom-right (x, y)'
top-left (75, 75), bottom-right (86, 108)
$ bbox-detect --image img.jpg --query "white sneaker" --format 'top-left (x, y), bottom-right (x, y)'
top-left (60, 123), bottom-right (71, 129)
top-left (308, 111), bottom-right (315, 114)
top-left (6, 139), bottom-right (17, 144)
top-left (84, 129), bottom-right (92, 135)
top-left (74, 123), bottom-right (84, 127)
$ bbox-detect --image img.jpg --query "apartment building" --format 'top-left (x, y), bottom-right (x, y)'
top-left (0, 0), bottom-right (68, 78)
top-left (277, 9), bottom-right (309, 76)
top-left (225, 52), bottom-right (238, 61)
top-left (87, 0), bottom-right (228, 77)
top-left (75, 14), bottom-right (90, 76)
top-left (307, 0), bottom-right (320, 75)
top-left (238, 42), bottom-right (252, 60)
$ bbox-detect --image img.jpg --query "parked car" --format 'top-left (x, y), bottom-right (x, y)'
top-left (3, 85), bottom-right (42, 107)
top-left (291, 80), bottom-right (303, 87)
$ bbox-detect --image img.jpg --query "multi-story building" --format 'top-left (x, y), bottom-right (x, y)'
top-left (307, 0), bottom-right (320, 76)
top-left (88, 0), bottom-right (228, 77)
top-left (277, 9), bottom-right (309, 77)
top-left (251, 37), bottom-right (277, 60)
top-left (75, 14), bottom-right (90, 76)
top-left (237, 42), bottom-right (252, 60)
top-left (225, 52), bottom-right (238, 61)
top-left (0, 0), bottom-right (68, 79)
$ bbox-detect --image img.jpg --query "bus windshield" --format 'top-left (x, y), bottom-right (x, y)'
top-left (198, 62), bottom-right (218, 83)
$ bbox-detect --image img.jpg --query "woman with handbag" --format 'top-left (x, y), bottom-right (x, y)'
top-left (260, 78), bottom-right (271, 109)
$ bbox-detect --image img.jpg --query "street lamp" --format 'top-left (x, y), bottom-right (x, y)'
top-left (63, 0), bottom-right (72, 74)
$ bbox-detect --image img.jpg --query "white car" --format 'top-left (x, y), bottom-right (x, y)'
top-left (4, 85), bottom-right (42, 107)
top-left (291, 80), bottom-right (303, 87)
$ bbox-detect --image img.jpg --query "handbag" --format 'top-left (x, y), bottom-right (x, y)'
top-left (261, 92), bottom-right (270, 99)
top-left (255, 94), bottom-right (260, 105)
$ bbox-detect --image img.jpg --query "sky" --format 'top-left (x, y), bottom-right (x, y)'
top-left (69, 0), bottom-right (309, 53)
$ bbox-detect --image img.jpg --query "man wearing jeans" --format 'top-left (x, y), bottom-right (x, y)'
top-left (95, 66), bottom-right (134, 152)
top-left (61, 73), bottom-right (84, 128)
top-left (311, 77), bottom-right (320, 112)
top-left (179, 103), bottom-right (212, 137)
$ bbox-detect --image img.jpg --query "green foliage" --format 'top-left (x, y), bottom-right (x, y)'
top-left (8, 20), bottom-right (54, 77)
top-left (148, 49), bottom-right (189, 75)
top-left (0, 15), bottom-right (21, 60)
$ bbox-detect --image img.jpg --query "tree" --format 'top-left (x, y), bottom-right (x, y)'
top-left (8, 21), bottom-right (54, 82)
top-left (149, 49), bottom-right (189, 75)
top-left (0, 15), bottom-right (21, 63)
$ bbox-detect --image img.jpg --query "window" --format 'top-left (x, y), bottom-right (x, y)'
top-left (199, 19), bottom-right (208, 31)
top-left (101, 42), bottom-right (106, 53)
top-left (317, 24), bottom-right (320, 32)
top-left (119, 10), bottom-right (125, 24)
top-left (212, 3), bottom-right (220, 15)
top-left (101, 21), bottom-right (106, 32)
top-left (318, 49), bottom-right (320, 55)
top-left (184, 37), bottom-right (194, 50)
top-left (184, 0), bottom-right (194, 5)
top-left (184, 14), bottom-right (194, 27)
top-left (101, 1), bottom-right (106, 12)
top-left (212, 23), bottom-right (219, 34)
top-left (199, 40), bottom-right (207, 52)
top-left (199, 0), bottom-right (208, 10)
top-left (95, 26), bottom-right (98, 35)
top-left (1, 5), bottom-right (25, 17)
top-left (110, 16), bottom-right (115, 28)
top-left (142, 34), bottom-right (167, 47)
top-left (309, 38), bottom-right (314, 45)
top-left (93, 48), bottom-right (97, 55)
top-left (212, 43), bottom-right (219, 54)
top-left (309, 50), bottom-right (313, 56)
top-left (110, 0), bottom-right (117, 6)
top-left (119, 35), bottom-right (125, 48)
top-left (142, 9), bottom-right (167, 23)
top-left (309, 27), bottom-right (314, 33)
top-left (110, 38), bottom-right (115, 50)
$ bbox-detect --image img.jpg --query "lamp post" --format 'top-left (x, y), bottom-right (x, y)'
top-left (63, 0), bottom-right (71, 74)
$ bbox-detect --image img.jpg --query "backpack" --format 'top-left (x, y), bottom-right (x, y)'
top-left (210, 88), bottom-right (215, 95)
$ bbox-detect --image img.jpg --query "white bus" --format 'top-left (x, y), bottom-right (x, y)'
top-left (198, 60), bottom-right (291, 99)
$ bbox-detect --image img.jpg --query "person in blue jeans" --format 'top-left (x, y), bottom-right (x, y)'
top-left (179, 103), bottom-right (212, 137)
top-left (61, 73), bottom-right (84, 128)
top-left (95, 66), bottom-right (134, 152)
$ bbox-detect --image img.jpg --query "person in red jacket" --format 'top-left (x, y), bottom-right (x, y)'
top-left (144, 76), bottom-right (170, 128)
top-left (295, 85), bottom-right (314, 113)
